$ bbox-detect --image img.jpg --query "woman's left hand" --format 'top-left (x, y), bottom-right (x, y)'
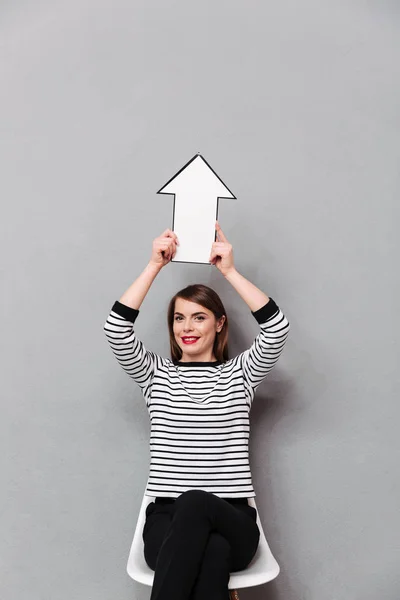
top-left (209, 221), bottom-right (236, 276)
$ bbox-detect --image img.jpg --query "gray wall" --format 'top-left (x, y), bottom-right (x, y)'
top-left (1, 1), bottom-right (399, 599)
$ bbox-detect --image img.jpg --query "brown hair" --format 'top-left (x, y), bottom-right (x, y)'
top-left (167, 284), bottom-right (229, 363)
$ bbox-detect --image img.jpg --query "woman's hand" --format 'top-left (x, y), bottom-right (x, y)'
top-left (209, 221), bottom-right (236, 276)
top-left (148, 222), bottom-right (234, 274)
top-left (149, 228), bottom-right (180, 269)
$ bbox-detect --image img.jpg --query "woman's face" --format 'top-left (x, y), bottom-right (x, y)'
top-left (173, 298), bottom-right (225, 362)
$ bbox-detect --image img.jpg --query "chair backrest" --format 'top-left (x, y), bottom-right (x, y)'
top-left (127, 492), bottom-right (280, 589)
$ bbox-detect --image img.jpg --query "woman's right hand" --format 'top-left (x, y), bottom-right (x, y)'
top-left (149, 228), bottom-right (180, 269)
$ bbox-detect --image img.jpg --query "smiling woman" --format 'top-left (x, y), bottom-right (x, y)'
top-left (168, 284), bottom-right (228, 363)
top-left (104, 225), bottom-right (290, 600)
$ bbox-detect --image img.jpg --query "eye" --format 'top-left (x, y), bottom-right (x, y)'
top-left (175, 316), bottom-right (205, 321)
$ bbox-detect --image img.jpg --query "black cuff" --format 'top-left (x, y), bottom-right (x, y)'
top-left (111, 301), bottom-right (139, 323)
top-left (111, 299), bottom-right (279, 326)
top-left (251, 298), bottom-right (279, 324)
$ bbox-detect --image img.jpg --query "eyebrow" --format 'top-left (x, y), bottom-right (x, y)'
top-left (174, 311), bottom-right (208, 316)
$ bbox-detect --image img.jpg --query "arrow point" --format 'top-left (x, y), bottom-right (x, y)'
top-left (157, 153), bottom-right (236, 198)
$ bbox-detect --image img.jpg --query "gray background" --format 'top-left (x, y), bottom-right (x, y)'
top-left (1, 1), bottom-right (399, 599)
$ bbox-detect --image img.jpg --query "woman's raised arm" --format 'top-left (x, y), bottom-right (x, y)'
top-left (118, 228), bottom-right (179, 309)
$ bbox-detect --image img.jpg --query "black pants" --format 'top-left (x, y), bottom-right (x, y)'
top-left (142, 489), bottom-right (260, 600)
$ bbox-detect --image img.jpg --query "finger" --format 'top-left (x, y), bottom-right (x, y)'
top-left (162, 229), bottom-right (177, 241)
top-left (163, 233), bottom-right (179, 246)
top-left (215, 222), bottom-right (228, 242)
top-left (160, 241), bottom-right (173, 258)
top-left (161, 237), bottom-right (175, 248)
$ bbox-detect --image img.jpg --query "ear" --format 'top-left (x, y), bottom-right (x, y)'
top-left (217, 315), bottom-right (226, 331)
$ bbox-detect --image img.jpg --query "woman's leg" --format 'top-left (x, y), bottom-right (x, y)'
top-left (144, 509), bottom-right (234, 600)
top-left (189, 532), bottom-right (232, 600)
top-left (143, 501), bottom-right (173, 571)
top-left (143, 490), bottom-right (260, 600)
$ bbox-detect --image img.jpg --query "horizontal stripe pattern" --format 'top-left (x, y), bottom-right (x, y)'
top-left (103, 297), bottom-right (290, 498)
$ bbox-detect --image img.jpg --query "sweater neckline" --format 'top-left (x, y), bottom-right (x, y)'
top-left (174, 360), bottom-right (222, 367)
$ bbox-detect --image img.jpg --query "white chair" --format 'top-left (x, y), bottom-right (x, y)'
top-left (127, 490), bottom-right (280, 598)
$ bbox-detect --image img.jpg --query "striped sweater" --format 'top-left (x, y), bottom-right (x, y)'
top-left (103, 297), bottom-right (290, 498)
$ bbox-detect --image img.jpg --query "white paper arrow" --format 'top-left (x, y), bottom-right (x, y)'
top-left (157, 153), bottom-right (236, 265)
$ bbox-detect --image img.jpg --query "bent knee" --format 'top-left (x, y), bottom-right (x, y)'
top-left (175, 489), bottom-right (209, 511)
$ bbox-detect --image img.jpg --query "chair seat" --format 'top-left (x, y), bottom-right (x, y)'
top-left (127, 492), bottom-right (280, 590)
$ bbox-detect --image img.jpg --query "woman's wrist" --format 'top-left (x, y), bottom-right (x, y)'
top-left (223, 267), bottom-right (238, 279)
top-left (147, 261), bottom-right (163, 275)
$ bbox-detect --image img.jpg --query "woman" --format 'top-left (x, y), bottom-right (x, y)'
top-left (103, 221), bottom-right (290, 600)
